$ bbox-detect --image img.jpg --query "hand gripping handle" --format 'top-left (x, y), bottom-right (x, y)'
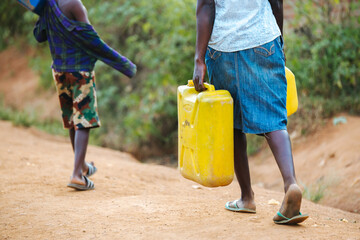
top-left (187, 80), bottom-right (215, 92)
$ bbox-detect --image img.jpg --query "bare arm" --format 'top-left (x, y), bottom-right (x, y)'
top-left (193, 0), bottom-right (215, 92)
top-left (268, 0), bottom-right (283, 35)
top-left (71, 0), bottom-right (90, 24)
top-left (268, 0), bottom-right (286, 62)
top-left (59, 0), bottom-right (90, 24)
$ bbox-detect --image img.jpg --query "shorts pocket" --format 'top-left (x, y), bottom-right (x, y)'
top-left (207, 46), bottom-right (222, 60)
top-left (254, 41), bottom-right (275, 57)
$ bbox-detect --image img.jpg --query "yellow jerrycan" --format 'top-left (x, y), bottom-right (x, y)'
top-left (177, 80), bottom-right (234, 187)
top-left (286, 67), bottom-right (298, 116)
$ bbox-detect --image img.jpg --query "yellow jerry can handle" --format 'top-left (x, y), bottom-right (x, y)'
top-left (187, 80), bottom-right (215, 91)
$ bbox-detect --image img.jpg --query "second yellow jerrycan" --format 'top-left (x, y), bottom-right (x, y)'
top-left (286, 67), bottom-right (298, 116)
top-left (177, 80), bottom-right (234, 187)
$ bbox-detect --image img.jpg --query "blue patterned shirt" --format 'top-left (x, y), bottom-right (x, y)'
top-left (33, 0), bottom-right (136, 78)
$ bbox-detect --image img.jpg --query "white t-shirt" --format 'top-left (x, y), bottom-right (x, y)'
top-left (208, 0), bottom-right (281, 52)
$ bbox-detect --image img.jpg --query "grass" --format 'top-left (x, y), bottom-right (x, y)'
top-left (301, 178), bottom-right (328, 203)
top-left (0, 101), bottom-right (105, 147)
top-left (0, 104), bottom-right (67, 136)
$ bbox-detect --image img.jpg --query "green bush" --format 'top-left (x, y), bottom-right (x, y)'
top-left (82, 0), bottom-right (196, 159)
top-left (0, 2), bottom-right (28, 50)
top-left (286, 0), bottom-right (359, 111)
top-left (2, 0), bottom-right (359, 161)
top-left (2, 0), bottom-right (196, 160)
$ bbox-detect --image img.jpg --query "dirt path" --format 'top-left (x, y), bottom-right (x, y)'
top-left (0, 121), bottom-right (359, 240)
top-left (250, 115), bottom-right (360, 213)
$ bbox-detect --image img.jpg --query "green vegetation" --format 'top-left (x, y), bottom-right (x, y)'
top-left (79, 0), bottom-right (197, 159)
top-left (0, 0), bottom-right (358, 161)
top-left (286, 0), bottom-right (360, 114)
top-left (302, 179), bottom-right (327, 203)
top-left (0, 2), bottom-right (29, 50)
top-left (0, 99), bottom-right (67, 137)
top-left (301, 174), bottom-right (340, 204)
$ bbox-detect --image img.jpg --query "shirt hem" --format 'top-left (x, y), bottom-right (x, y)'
top-left (52, 66), bottom-right (95, 73)
top-left (208, 34), bottom-right (281, 53)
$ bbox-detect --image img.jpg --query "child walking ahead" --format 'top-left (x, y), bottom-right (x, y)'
top-left (34, 0), bottom-right (137, 190)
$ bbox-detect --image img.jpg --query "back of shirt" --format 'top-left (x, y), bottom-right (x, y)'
top-left (208, 0), bottom-right (281, 52)
top-left (34, 0), bottom-right (137, 78)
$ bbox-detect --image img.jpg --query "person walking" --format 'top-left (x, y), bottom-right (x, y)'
top-left (192, 0), bottom-right (308, 224)
top-left (34, 0), bottom-right (136, 190)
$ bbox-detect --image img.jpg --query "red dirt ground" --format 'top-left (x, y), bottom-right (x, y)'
top-left (0, 47), bottom-right (359, 239)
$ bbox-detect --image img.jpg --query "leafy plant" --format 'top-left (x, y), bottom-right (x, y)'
top-left (286, 0), bottom-right (359, 101)
top-left (82, 0), bottom-right (197, 159)
top-left (2, 0), bottom-right (359, 162)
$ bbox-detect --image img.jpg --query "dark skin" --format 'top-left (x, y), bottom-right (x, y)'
top-left (69, 128), bottom-right (93, 182)
top-left (56, 0), bottom-right (93, 186)
top-left (55, 0), bottom-right (90, 24)
top-left (268, 0), bottom-right (286, 62)
top-left (268, 0), bottom-right (284, 35)
top-left (193, 0), bottom-right (302, 221)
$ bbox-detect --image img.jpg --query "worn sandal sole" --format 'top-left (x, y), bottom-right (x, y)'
top-left (274, 212), bottom-right (309, 225)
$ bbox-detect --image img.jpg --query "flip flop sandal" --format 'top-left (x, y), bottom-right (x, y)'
top-left (225, 200), bottom-right (256, 213)
top-left (274, 211), bottom-right (309, 225)
top-left (67, 176), bottom-right (95, 191)
top-left (85, 162), bottom-right (97, 177)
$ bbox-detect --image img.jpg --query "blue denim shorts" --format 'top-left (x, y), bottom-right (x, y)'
top-left (205, 36), bottom-right (287, 134)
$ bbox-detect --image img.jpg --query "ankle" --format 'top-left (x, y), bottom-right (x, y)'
top-left (72, 170), bottom-right (83, 180)
top-left (284, 182), bottom-right (300, 193)
top-left (241, 190), bottom-right (255, 202)
top-left (82, 163), bottom-right (88, 171)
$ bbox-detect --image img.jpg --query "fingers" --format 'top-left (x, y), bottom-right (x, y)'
top-left (193, 61), bottom-right (207, 92)
top-left (193, 75), bottom-right (207, 92)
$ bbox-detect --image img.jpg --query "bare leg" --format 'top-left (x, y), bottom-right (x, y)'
top-left (70, 128), bottom-right (90, 185)
top-left (69, 127), bottom-right (93, 176)
top-left (266, 130), bottom-right (296, 191)
top-left (266, 130), bottom-right (302, 220)
top-left (230, 129), bottom-right (256, 210)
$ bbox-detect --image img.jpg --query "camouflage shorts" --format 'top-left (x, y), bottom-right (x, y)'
top-left (52, 70), bottom-right (101, 130)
